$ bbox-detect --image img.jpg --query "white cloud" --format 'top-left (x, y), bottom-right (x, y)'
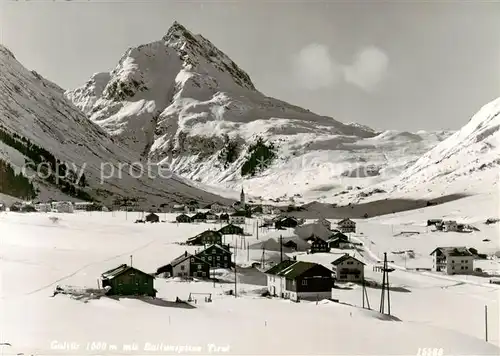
top-left (343, 46), bottom-right (389, 92)
top-left (292, 44), bottom-right (389, 92)
top-left (292, 43), bottom-right (341, 91)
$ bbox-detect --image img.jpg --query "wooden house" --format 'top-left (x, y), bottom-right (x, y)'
top-left (219, 213), bottom-right (230, 222)
top-left (337, 218), bottom-right (356, 233)
top-left (206, 212), bottom-right (218, 221)
top-left (176, 214), bottom-right (192, 223)
top-left (101, 264), bottom-right (156, 297)
top-left (156, 251), bottom-right (210, 279)
top-left (218, 223), bottom-right (244, 235)
top-left (195, 244), bottom-right (232, 269)
top-left (427, 219), bottom-right (443, 226)
top-left (273, 261), bottom-right (334, 302)
top-left (309, 237), bottom-right (330, 254)
top-left (275, 217), bottom-right (299, 229)
top-left (282, 240), bottom-right (298, 251)
top-left (327, 232), bottom-right (350, 249)
top-left (191, 212), bottom-right (207, 223)
top-left (331, 254), bottom-right (365, 282)
top-left (186, 230), bottom-right (223, 246)
top-left (145, 212), bottom-right (159, 223)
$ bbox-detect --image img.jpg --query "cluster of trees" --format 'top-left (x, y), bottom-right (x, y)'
top-left (217, 134), bottom-right (241, 169)
top-left (241, 136), bottom-right (277, 177)
top-left (0, 158), bottom-right (37, 199)
top-left (0, 125), bottom-right (91, 201)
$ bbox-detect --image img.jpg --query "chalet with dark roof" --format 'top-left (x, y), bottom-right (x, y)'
top-left (327, 232), bottom-right (350, 249)
top-left (275, 217), bottom-right (299, 229)
top-left (218, 223), bottom-right (244, 235)
top-left (309, 237), bottom-right (330, 254)
top-left (176, 214), bottom-right (192, 223)
top-left (186, 230), bottom-right (223, 246)
top-left (206, 212), bottom-right (218, 221)
top-left (219, 213), bottom-right (230, 222)
top-left (430, 246), bottom-right (474, 275)
top-left (191, 212), bottom-right (207, 223)
top-left (331, 254), bottom-right (365, 282)
top-left (195, 244), bottom-right (232, 269)
top-left (101, 264), bottom-right (156, 297)
top-left (156, 251), bottom-right (210, 279)
top-left (274, 261), bottom-right (334, 301)
top-left (145, 212), bottom-right (159, 223)
top-left (282, 240), bottom-right (298, 250)
top-left (337, 218), bottom-right (356, 233)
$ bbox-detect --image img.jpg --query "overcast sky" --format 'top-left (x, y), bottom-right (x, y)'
top-left (1, 0), bottom-right (499, 131)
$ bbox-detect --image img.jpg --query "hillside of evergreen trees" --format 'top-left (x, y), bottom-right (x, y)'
top-left (217, 134), bottom-right (241, 169)
top-left (241, 136), bottom-right (277, 177)
top-left (0, 158), bottom-right (37, 199)
top-left (0, 125), bottom-right (92, 201)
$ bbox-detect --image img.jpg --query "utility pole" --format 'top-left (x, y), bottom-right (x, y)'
top-left (247, 242), bottom-right (249, 262)
top-left (234, 247), bottom-right (237, 298)
top-left (485, 305), bottom-right (488, 342)
top-left (280, 235), bottom-right (283, 263)
top-left (379, 252), bottom-right (394, 315)
top-left (362, 278), bottom-right (370, 309)
top-left (130, 255), bottom-right (133, 267)
top-left (256, 220), bottom-right (259, 240)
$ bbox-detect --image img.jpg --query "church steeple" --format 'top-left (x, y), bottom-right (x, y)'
top-left (240, 187), bottom-right (245, 208)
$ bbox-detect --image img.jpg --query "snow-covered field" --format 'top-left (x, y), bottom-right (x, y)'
top-left (1, 192), bottom-right (499, 355)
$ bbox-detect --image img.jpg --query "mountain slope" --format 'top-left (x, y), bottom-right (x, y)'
top-left (398, 97), bottom-right (500, 186)
top-left (329, 97), bottom-right (500, 206)
top-left (67, 22), bottom-right (452, 203)
top-left (0, 44), bottom-right (231, 207)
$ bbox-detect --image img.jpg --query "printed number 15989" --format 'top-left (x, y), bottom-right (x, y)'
top-left (417, 348), bottom-right (444, 356)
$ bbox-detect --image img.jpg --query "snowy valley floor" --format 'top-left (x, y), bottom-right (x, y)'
top-left (0, 194), bottom-right (499, 355)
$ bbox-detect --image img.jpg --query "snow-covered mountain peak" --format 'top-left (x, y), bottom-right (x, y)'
top-left (160, 21), bottom-right (255, 91)
top-left (0, 44), bottom-right (16, 60)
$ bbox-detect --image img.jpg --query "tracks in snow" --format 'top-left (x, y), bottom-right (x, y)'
top-left (19, 239), bottom-right (159, 298)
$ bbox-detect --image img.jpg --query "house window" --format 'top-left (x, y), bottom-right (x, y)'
top-left (202, 272), bottom-right (206, 277)
top-left (180, 265), bottom-right (185, 271)
top-left (217, 263), bottom-right (220, 267)
top-left (190, 258), bottom-right (194, 262)
top-left (212, 249), bottom-right (216, 254)
top-left (208, 256), bottom-right (212, 260)
top-left (302, 280), bottom-right (307, 286)
top-left (224, 256), bottom-right (228, 260)
top-left (197, 265), bottom-right (202, 270)
top-left (224, 263), bottom-right (228, 268)
top-left (217, 256), bottom-right (221, 260)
